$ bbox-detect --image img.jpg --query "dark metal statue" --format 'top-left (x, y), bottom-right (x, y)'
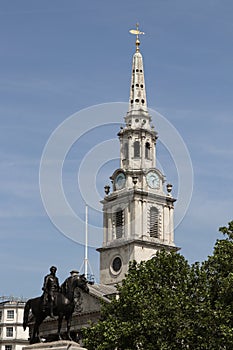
top-left (42, 266), bottom-right (60, 318)
top-left (61, 270), bottom-right (79, 301)
top-left (23, 269), bottom-right (89, 344)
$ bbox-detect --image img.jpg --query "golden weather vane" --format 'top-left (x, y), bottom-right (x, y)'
top-left (129, 23), bottom-right (145, 52)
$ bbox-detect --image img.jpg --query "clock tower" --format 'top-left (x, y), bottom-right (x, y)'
top-left (97, 26), bottom-right (178, 285)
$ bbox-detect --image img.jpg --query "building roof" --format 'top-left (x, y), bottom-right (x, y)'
top-left (0, 296), bottom-right (27, 303)
top-left (88, 283), bottom-right (117, 302)
top-left (0, 299), bottom-right (26, 307)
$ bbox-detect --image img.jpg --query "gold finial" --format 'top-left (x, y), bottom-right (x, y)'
top-left (129, 23), bottom-right (145, 52)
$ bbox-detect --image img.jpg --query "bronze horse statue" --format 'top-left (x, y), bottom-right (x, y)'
top-left (23, 274), bottom-right (89, 343)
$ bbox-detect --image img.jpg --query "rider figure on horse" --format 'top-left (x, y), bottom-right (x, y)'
top-left (60, 270), bottom-right (79, 300)
top-left (42, 266), bottom-right (60, 318)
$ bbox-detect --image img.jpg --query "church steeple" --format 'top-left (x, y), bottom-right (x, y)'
top-left (98, 26), bottom-right (177, 286)
top-left (119, 25), bottom-right (157, 171)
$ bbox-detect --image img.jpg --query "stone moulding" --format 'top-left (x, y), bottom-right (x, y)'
top-left (23, 340), bottom-right (87, 350)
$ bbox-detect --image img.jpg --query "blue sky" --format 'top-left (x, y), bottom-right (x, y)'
top-left (0, 0), bottom-right (233, 298)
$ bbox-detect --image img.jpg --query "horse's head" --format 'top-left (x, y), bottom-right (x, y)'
top-left (74, 274), bottom-right (89, 293)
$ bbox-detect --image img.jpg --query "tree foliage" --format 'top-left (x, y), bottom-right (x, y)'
top-left (83, 221), bottom-right (233, 349)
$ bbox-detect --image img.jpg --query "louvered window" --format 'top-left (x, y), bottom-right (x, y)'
top-left (116, 208), bottom-right (123, 239)
top-left (150, 207), bottom-right (159, 238)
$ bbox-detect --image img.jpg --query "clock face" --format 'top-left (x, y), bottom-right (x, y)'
top-left (115, 172), bottom-right (126, 190)
top-left (146, 171), bottom-right (160, 189)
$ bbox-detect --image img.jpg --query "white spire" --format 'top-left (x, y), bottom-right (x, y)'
top-left (129, 24), bottom-right (147, 113)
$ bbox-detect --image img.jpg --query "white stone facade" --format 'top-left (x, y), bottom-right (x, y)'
top-left (0, 300), bottom-right (29, 350)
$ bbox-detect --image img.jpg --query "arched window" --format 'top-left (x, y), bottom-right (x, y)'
top-left (124, 142), bottom-right (128, 159)
top-left (150, 207), bottom-right (159, 238)
top-left (116, 208), bottom-right (123, 239)
top-left (134, 141), bottom-right (140, 158)
top-left (145, 142), bottom-right (150, 159)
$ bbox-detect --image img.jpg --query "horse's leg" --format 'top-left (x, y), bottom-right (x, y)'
top-left (31, 321), bottom-right (40, 344)
top-left (34, 316), bottom-right (45, 343)
top-left (57, 315), bottom-right (63, 340)
top-left (66, 315), bottom-right (72, 341)
top-left (30, 324), bottom-right (37, 344)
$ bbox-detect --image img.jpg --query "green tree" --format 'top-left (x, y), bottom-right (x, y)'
top-left (201, 221), bottom-right (233, 348)
top-left (83, 222), bottom-right (233, 349)
top-left (83, 251), bottom-right (194, 349)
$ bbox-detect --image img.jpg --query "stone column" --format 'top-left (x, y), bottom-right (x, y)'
top-left (108, 211), bottom-right (112, 242)
top-left (119, 135), bottom-right (123, 168)
top-left (169, 206), bottom-right (174, 244)
top-left (152, 141), bottom-right (156, 168)
top-left (135, 199), bottom-right (141, 237)
top-left (124, 204), bottom-right (130, 238)
top-left (163, 205), bottom-right (170, 243)
top-left (141, 200), bottom-right (147, 237)
top-left (131, 198), bottom-right (136, 238)
top-left (128, 135), bottom-right (133, 169)
top-left (103, 212), bottom-right (107, 244)
top-left (141, 135), bottom-right (146, 169)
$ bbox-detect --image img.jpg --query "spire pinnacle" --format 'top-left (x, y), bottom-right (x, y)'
top-left (128, 24), bottom-right (148, 113)
top-left (129, 23), bottom-right (145, 52)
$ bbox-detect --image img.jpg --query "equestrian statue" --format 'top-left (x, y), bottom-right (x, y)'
top-left (23, 267), bottom-right (89, 344)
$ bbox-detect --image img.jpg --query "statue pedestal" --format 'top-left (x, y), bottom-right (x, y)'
top-left (23, 340), bottom-right (87, 350)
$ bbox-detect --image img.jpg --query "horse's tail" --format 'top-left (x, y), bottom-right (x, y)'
top-left (23, 299), bottom-right (31, 331)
